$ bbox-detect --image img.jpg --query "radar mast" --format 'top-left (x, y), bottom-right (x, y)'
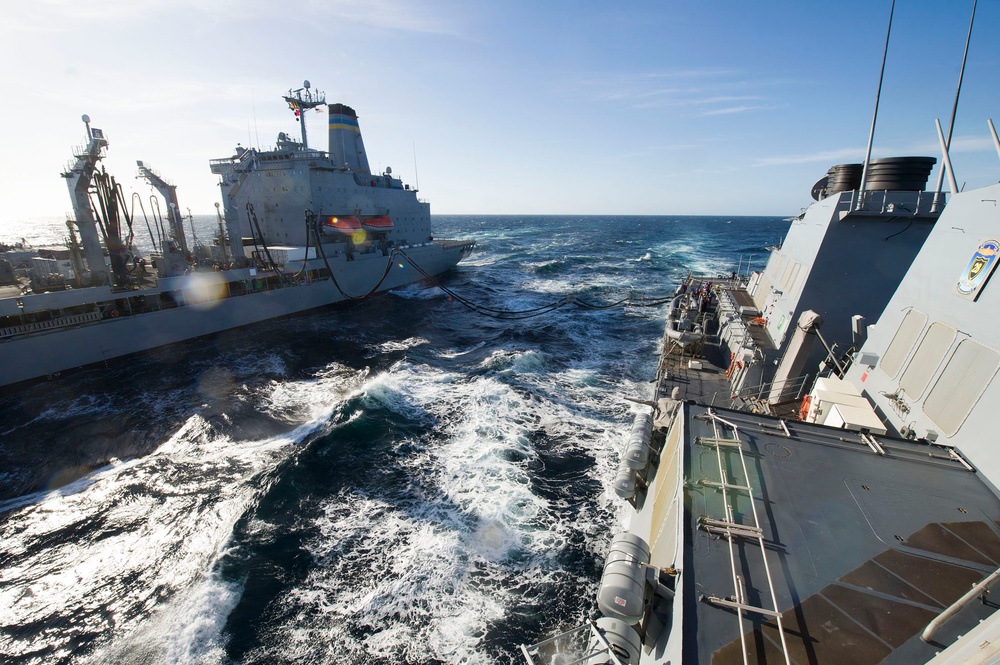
top-left (282, 80), bottom-right (326, 150)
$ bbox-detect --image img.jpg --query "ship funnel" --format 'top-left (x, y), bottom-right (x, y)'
top-left (328, 103), bottom-right (371, 174)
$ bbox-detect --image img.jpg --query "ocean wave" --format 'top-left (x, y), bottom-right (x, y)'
top-left (226, 357), bottom-right (626, 663)
top-left (0, 365), bottom-right (377, 664)
top-left (0, 214), bottom-right (793, 663)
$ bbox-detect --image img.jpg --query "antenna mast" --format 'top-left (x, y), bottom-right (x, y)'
top-left (932, 0), bottom-right (978, 211)
top-left (282, 80), bottom-right (326, 150)
top-left (857, 0), bottom-right (895, 209)
top-left (412, 142), bottom-right (420, 192)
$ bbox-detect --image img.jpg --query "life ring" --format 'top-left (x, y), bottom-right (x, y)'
top-left (110, 310), bottom-right (119, 318)
top-left (751, 317), bottom-right (767, 326)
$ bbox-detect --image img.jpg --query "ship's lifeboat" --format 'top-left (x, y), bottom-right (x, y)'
top-left (322, 215), bottom-right (362, 236)
top-left (362, 215), bottom-right (394, 230)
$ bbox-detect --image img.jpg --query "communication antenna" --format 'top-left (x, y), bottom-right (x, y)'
top-left (412, 142), bottom-right (420, 191)
top-left (932, 0), bottom-right (978, 211)
top-left (989, 119), bottom-right (1000, 163)
top-left (252, 90), bottom-right (261, 149)
top-left (857, 0), bottom-right (895, 208)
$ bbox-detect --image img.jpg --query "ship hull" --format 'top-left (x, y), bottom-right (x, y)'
top-left (1, 242), bottom-right (470, 390)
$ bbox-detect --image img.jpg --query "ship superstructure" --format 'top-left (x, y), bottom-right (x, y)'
top-left (210, 82), bottom-right (434, 261)
top-left (0, 82), bottom-right (473, 391)
top-left (521, 6), bottom-right (1000, 660)
top-left (524, 146), bottom-right (1000, 665)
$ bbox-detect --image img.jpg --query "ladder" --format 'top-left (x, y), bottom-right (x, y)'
top-left (696, 409), bottom-right (791, 665)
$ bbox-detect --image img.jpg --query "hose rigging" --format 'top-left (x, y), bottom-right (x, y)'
top-left (299, 212), bottom-right (680, 318)
top-left (307, 210), bottom-right (402, 300)
top-left (396, 248), bottom-right (675, 320)
top-left (88, 168), bottom-right (135, 288)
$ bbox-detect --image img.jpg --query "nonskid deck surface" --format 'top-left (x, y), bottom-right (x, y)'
top-left (677, 403), bottom-right (1000, 665)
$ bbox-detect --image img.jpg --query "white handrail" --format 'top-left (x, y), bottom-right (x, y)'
top-left (922, 566), bottom-right (1000, 643)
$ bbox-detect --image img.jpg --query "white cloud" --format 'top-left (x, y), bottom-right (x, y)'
top-left (700, 104), bottom-right (781, 117)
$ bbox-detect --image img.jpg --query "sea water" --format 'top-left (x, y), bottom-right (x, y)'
top-left (0, 214), bottom-right (788, 664)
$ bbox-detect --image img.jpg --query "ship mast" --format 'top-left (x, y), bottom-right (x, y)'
top-left (282, 80), bottom-right (326, 150)
top-left (61, 114), bottom-right (111, 286)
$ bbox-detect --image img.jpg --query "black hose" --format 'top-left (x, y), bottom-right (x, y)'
top-left (245, 203), bottom-right (283, 279)
top-left (132, 193), bottom-right (159, 252)
top-left (309, 211), bottom-right (402, 300)
top-left (396, 248), bottom-right (676, 320)
top-left (149, 196), bottom-right (167, 248)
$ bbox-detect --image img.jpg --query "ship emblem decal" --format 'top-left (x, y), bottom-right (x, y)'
top-left (957, 239), bottom-right (1000, 299)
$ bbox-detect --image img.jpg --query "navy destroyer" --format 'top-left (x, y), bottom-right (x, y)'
top-left (0, 81), bottom-right (474, 390)
top-left (522, 8), bottom-right (1000, 665)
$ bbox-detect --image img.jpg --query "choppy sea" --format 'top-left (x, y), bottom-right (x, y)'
top-left (0, 214), bottom-right (788, 664)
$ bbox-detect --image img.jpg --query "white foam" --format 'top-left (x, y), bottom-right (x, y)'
top-left (436, 340), bottom-right (486, 359)
top-left (376, 336), bottom-right (430, 353)
top-left (242, 353), bottom-right (635, 661)
top-left (0, 365), bottom-right (378, 664)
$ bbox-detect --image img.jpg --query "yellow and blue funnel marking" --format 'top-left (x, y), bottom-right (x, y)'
top-left (329, 117), bottom-right (360, 133)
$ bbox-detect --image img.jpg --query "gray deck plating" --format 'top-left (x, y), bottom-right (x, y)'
top-left (671, 404), bottom-right (1000, 664)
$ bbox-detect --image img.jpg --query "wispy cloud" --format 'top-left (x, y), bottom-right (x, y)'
top-left (3, 0), bottom-right (464, 37)
top-left (573, 68), bottom-right (788, 118)
top-left (304, 0), bottom-right (466, 37)
top-left (754, 134), bottom-right (999, 169)
top-left (700, 104), bottom-right (783, 117)
top-left (907, 135), bottom-right (997, 155)
top-left (753, 147), bottom-right (865, 167)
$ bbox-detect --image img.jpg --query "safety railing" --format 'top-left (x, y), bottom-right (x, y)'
top-left (520, 621), bottom-right (629, 665)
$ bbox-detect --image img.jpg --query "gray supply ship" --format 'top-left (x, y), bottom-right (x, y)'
top-left (0, 81), bottom-right (474, 391)
top-left (521, 9), bottom-right (1000, 665)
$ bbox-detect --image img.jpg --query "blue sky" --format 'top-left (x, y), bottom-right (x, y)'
top-left (1, 0), bottom-right (998, 223)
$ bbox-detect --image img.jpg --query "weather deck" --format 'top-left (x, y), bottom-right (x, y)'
top-left (658, 403), bottom-right (1000, 664)
top-left (655, 342), bottom-right (734, 408)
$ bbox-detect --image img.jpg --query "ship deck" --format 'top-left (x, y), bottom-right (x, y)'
top-left (652, 277), bottom-right (801, 418)
top-left (643, 402), bottom-right (1000, 664)
top-left (655, 339), bottom-right (734, 408)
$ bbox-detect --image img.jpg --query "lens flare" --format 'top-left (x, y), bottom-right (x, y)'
top-left (181, 271), bottom-right (228, 310)
top-left (351, 229), bottom-right (367, 244)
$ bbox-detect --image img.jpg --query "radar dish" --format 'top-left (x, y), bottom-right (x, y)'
top-left (811, 175), bottom-right (829, 201)
top-left (386, 166), bottom-right (392, 174)
top-left (304, 80), bottom-right (311, 89)
top-left (82, 114), bottom-right (90, 123)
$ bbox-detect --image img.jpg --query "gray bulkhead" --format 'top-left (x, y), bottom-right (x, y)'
top-left (845, 182), bottom-right (1000, 480)
top-left (750, 189), bottom-right (937, 387)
